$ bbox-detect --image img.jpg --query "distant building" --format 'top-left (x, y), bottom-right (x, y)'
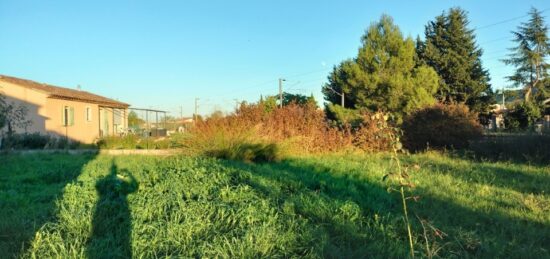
top-left (488, 104), bottom-right (507, 130)
top-left (0, 75), bottom-right (129, 144)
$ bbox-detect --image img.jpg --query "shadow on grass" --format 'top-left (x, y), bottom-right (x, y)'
top-left (218, 157), bottom-right (550, 258)
top-left (86, 160), bottom-right (138, 259)
top-left (0, 152), bottom-right (97, 258)
top-left (409, 156), bottom-right (550, 194)
top-left (463, 133), bottom-right (550, 166)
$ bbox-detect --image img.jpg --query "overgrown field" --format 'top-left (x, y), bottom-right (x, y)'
top-left (0, 153), bottom-right (548, 258)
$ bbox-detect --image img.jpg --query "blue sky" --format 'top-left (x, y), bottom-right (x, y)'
top-left (1, 1), bottom-right (549, 116)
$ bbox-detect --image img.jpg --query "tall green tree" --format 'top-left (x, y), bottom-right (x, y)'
top-left (418, 7), bottom-right (494, 114)
top-left (323, 15), bottom-right (439, 123)
top-left (502, 7), bottom-right (550, 103)
top-left (282, 92), bottom-right (317, 107)
top-left (260, 92), bottom-right (317, 109)
top-left (128, 111), bottom-right (144, 128)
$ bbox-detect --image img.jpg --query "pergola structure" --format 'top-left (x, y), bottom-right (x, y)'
top-left (128, 107), bottom-right (168, 136)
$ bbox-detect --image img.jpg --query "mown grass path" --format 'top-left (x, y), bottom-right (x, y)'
top-left (0, 153), bottom-right (548, 258)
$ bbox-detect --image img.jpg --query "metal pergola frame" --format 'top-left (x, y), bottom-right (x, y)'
top-left (128, 107), bottom-right (168, 132)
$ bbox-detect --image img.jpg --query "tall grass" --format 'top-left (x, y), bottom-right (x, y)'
top-left (2, 153), bottom-right (548, 258)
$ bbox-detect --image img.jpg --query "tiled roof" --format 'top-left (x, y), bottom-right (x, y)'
top-left (0, 74), bottom-right (129, 108)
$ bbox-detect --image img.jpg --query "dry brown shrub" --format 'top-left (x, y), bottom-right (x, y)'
top-left (185, 102), bottom-right (394, 158)
top-left (352, 113), bottom-right (395, 152)
top-left (402, 103), bottom-right (483, 152)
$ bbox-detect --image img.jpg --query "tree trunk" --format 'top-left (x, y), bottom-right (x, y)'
top-left (524, 85), bottom-right (532, 102)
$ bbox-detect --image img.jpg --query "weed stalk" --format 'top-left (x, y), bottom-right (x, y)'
top-left (380, 112), bottom-right (415, 258)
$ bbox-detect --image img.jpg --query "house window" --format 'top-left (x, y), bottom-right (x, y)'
top-left (62, 106), bottom-right (74, 126)
top-left (86, 107), bottom-right (92, 122)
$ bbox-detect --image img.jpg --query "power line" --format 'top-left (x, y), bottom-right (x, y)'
top-left (484, 55), bottom-right (508, 61)
top-left (476, 7), bottom-right (550, 45)
top-left (208, 67), bottom-right (330, 98)
top-left (198, 9), bottom-right (550, 107)
top-left (478, 36), bottom-right (513, 45)
top-left (285, 67), bottom-right (330, 79)
top-left (210, 79), bottom-right (278, 98)
top-left (474, 7), bottom-right (550, 30)
top-left (483, 48), bottom-right (509, 55)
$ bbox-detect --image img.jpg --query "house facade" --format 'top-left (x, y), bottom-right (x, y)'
top-left (0, 75), bottom-right (129, 144)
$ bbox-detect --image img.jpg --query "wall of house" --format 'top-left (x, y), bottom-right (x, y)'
top-left (45, 98), bottom-right (101, 144)
top-left (0, 82), bottom-right (49, 134)
top-left (1, 82), bottom-right (128, 144)
top-left (43, 100), bottom-right (128, 143)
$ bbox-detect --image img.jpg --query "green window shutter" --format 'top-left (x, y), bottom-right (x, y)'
top-left (69, 107), bottom-right (75, 126)
top-left (62, 106), bottom-right (67, 126)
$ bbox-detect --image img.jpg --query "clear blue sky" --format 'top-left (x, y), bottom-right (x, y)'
top-left (1, 1), bottom-right (548, 116)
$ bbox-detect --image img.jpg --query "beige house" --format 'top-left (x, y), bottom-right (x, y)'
top-left (0, 75), bottom-right (129, 144)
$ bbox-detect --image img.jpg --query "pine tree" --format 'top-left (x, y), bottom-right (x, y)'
top-left (503, 7), bottom-right (550, 103)
top-left (323, 15), bottom-right (439, 123)
top-left (414, 36), bottom-right (427, 67)
top-left (323, 59), bottom-right (356, 108)
top-left (419, 8), bottom-right (494, 114)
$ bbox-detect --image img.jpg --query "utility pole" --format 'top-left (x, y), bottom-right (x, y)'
top-left (194, 98), bottom-right (199, 123)
top-left (328, 87), bottom-right (345, 108)
top-left (279, 78), bottom-right (286, 108)
top-left (180, 106), bottom-right (183, 120)
top-left (233, 99), bottom-right (240, 111)
top-left (502, 86), bottom-right (505, 108)
top-left (145, 110), bottom-right (149, 149)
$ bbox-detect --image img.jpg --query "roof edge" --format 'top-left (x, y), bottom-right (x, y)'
top-left (0, 74), bottom-right (130, 108)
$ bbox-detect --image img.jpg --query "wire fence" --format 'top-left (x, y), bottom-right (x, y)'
top-left (127, 108), bottom-right (192, 138)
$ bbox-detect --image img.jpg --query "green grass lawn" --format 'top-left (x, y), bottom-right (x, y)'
top-left (0, 152), bottom-right (548, 258)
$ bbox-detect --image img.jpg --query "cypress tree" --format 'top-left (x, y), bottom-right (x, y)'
top-left (419, 7), bottom-right (494, 114)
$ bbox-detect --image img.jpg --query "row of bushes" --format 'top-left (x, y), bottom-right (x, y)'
top-left (6, 102), bottom-right (545, 164)
top-left (0, 133), bottom-right (183, 150)
top-left (185, 101), bottom-right (550, 164)
top-left (402, 103), bottom-right (550, 163)
top-left (96, 135), bottom-right (185, 149)
top-left (0, 102), bottom-right (488, 157)
top-left (182, 102), bottom-right (397, 162)
top-left (0, 133), bottom-right (92, 150)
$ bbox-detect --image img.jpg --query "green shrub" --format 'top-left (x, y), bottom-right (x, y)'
top-left (96, 135), bottom-right (139, 149)
top-left (504, 101), bottom-right (542, 131)
top-left (402, 104), bottom-right (482, 152)
top-left (1, 133), bottom-right (50, 149)
top-left (0, 133), bottom-right (85, 150)
top-left (207, 142), bottom-right (281, 163)
top-left (325, 103), bottom-right (364, 128)
top-left (96, 134), bottom-right (183, 149)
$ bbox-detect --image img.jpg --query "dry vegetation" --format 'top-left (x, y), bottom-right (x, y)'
top-left (402, 104), bottom-right (483, 152)
top-left (183, 102), bottom-right (395, 162)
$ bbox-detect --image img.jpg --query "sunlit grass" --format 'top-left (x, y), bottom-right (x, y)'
top-left (0, 152), bottom-right (548, 258)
